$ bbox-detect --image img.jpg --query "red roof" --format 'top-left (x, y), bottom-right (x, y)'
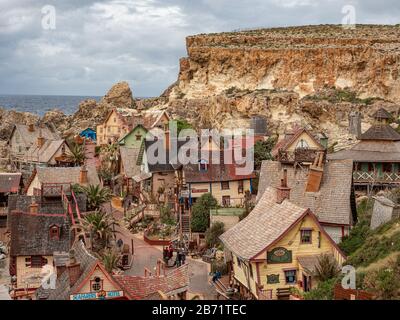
top-left (114, 265), bottom-right (189, 299)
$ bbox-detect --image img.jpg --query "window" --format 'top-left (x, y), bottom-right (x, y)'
top-left (300, 229), bottom-right (312, 244)
top-left (368, 163), bottom-right (375, 172)
top-left (18, 146), bottom-right (22, 153)
top-left (296, 139), bottom-right (309, 149)
top-left (221, 181), bottom-right (230, 190)
top-left (222, 196), bottom-right (231, 207)
top-left (136, 134), bottom-right (142, 141)
top-left (99, 127), bottom-right (103, 134)
top-left (118, 127), bottom-right (121, 134)
top-left (49, 225), bottom-right (60, 240)
top-left (238, 180), bottom-right (244, 194)
top-left (29, 256), bottom-right (47, 268)
top-left (113, 117), bottom-right (116, 123)
top-left (284, 270), bottom-right (297, 284)
top-left (199, 159), bottom-right (208, 172)
top-left (91, 277), bottom-right (103, 292)
top-left (249, 264), bottom-right (253, 279)
top-left (236, 257), bottom-right (241, 268)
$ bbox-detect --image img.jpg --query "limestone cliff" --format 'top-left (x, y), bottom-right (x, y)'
top-left (161, 25), bottom-right (400, 149)
top-left (172, 25), bottom-right (400, 102)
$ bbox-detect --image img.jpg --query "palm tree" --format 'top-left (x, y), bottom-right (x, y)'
top-left (309, 254), bottom-right (340, 282)
top-left (68, 143), bottom-right (86, 166)
top-left (100, 248), bottom-right (121, 273)
top-left (73, 210), bottom-right (119, 251)
top-left (101, 143), bottom-right (120, 175)
top-left (81, 184), bottom-right (112, 211)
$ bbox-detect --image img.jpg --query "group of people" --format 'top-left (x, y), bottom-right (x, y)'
top-left (163, 244), bottom-right (186, 267)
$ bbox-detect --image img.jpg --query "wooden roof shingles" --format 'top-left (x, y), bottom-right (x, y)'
top-left (220, 187), bottom-right (307, 260)
top-left (9, 212), bottom-right (70, 256)
top-left (114, 264), bottom-right (189, 299)
top-left (257, 160), bottom-right (354, 226)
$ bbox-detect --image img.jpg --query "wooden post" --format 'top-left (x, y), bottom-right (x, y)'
top-left (131, 239), bottom-right (134, 255)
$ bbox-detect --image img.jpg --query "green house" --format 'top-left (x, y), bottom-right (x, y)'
top-left (118, 124), bottom-right (148, 148)
top-left (329, 108), bottom-right (400, 188)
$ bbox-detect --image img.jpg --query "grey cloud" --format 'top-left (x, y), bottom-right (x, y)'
top-left (0, 0), bottom-right (399, 96)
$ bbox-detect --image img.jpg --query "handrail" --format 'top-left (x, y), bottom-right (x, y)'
top-left (70, 189), bottom-right (81, 220)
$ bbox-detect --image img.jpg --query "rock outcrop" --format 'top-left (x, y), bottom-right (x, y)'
top-left (171, 25), bottom-right (400, 102)
top-left (101, 81), bottom-right (136, 109)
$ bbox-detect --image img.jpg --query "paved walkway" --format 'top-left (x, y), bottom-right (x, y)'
top-left (84, 141), bottom-right (99, 168)
top-left (108, 205), bottom-right (217, 299)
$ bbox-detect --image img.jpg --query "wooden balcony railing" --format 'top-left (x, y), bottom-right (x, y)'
top-left (278, 148), bottom-right (326, 164)
top-left (353, 171), bottom-right (400, 185)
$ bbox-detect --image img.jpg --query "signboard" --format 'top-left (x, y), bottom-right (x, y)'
top-left (180, 189), bottom-right (190, 197)
top-left (70, 290), bottom-right (124, 300)
top-left (191, 188), bottom-right (209, 194)
top-left (267, 247), bottom-right (292, 264)
top-left (267, 274), bottom-right (280, 284)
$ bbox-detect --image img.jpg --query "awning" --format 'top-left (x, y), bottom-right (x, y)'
top-left (132, 172), bottom-right (152, 182)
top-left (297, 255), bottom-right (324, 274)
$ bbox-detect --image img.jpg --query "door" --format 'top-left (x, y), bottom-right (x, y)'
top-left (303, 274), bottom-right (312, 292)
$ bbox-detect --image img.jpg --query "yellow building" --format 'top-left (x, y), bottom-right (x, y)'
top-left (220, 170), bottom-right (346, 300)
top-left (97, 108), bottom-right (171, 146)
top-left (271, 126), bottom-right (327, 164)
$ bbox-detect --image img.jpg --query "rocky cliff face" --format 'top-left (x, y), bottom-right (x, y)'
top-left (172, 25), bottom-right (400, 102)
top-left (161, 25), bottom-right (400, 148)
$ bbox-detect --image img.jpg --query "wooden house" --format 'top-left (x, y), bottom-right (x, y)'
top-left (220, 172), bottom-right (346, 300)
top-left (258, 158), bottom-right (355, 243)
top-left (271, 127), bottom-right (327, 164)
top-left (8, 124), bottom-right (60, 169)
top-left (118, 124), bottom-right (148, 148)
top-left (25, 166), bottom-right (100, 197)
top-left (8, 200), bottom-right (71, 298)
top-left (328, 108), bottom-right (400, 189)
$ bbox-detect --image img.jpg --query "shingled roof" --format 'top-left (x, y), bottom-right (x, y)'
top-left (220, 187), bottom-right (308, 260)
top-left (9, 124), bottom-right (59, 148)
top-left (41, 241), bottom-right (99, 300)
top-left (9, 212), bottom-right (70, 256)
top-left (257, 160), bottom-right (354, 226)
top-left (35, 166), bottom-right (100, 186)
top-left (358, 124), bottom-right (400, 141)
top-left (26, 139), bottom-right (66, 163)
top-left (373, 108), bottom-right (392, 120)
top-left (184, 163), bottom-right (256, 183)
top-left (0, 173), bottom-right (21, 193)
top-left (327, 140), bottom-right (400, 162)
top-left (114, 264), bottom-right (189, 299)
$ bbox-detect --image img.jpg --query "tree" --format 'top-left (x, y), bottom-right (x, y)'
top-left (309, 254), bottom-right (340, 283)
top-left (191, 193), bottom-right (217, 232)
top-left (176, 119), bottom-right (192, 134)
top-left (253, 137), bottom-right (276, 170)
top-left (73, 210), bottom-right (118, 251)
top-left (303, 278), bottom-right (337, 300)
top-left (67, 143), bottom-right (86, 166)
top-left (101, 248), bottom-right (121, 273)
top-left (81, 184), bottom-right (112, 211)
top-left (205, 221), bottom-right (225, 248)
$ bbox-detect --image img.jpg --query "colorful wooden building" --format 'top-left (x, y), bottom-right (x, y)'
top-left (79, 128), bottom-right (96, 141)
top-left (220, 172), bottom-right (346, 300)
top-left (328, 108), bottom-right (400, 189)
top-left (258, 158), bottom-right (355, 243)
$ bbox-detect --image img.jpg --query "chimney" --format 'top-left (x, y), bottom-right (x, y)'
top-left (29, 200), bottom-right (39, 214)
top-left (276, 169), bottom-right (291, 204)
top-left (67, 250), bottom-right (81, 287)
top-left (305, 152), bottom-right (325, 192)
top-left (28, 123), bottom-right (35, 132)
top-left (37, 129), bottom-right (45, 148)
top-left (79, 165), bottom-right (88, 184)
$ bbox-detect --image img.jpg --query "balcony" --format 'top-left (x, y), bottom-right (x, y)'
top-left (278, 148), bottom-right (326, 164)
top-left (353, 171), bottom-right (400, 185)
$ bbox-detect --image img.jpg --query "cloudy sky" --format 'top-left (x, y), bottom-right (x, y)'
top-left (1, 0), bottom-right (400, 97)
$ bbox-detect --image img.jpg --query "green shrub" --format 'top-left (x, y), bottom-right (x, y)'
top-left (205, 222), bottom-right (225, 248)
top-left (303, 278), bottom-right (338, 300)
top-left (253, 137), bottom-right (276, 170)
top-left (191, 193), bottom-right (218, 232)
top-left (339, 220), bottom-right (371, 256)
top-left (160, 205), bottom-right (176, 226)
